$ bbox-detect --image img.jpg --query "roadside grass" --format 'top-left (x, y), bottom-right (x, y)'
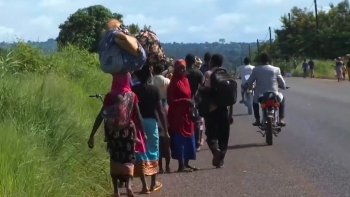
top-left (0, 43), bottom-right (114, 197)
top-left (291, 59), bottom-right (336, 79)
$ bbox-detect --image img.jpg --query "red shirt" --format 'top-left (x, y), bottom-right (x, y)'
top-left (167, 77), bottom-right (194, 137)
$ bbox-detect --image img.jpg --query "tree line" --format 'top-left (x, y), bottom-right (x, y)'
top-left (260, 0), bottom-right (350, 60)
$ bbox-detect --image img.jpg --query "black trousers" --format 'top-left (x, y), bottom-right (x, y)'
top-left (204, 107), bottom-right (230, 159)
top-left (253, 97), bottom-right (285, 120)
top-left (194, 115), bottom-right (202, 148)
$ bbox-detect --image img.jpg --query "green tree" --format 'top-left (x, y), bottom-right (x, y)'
top-left (260, 0), bottom-right (350, 60)
top-left (56, 5), bottom-right (123, 53)
top-left (128, 23), bottom-right (140, 34)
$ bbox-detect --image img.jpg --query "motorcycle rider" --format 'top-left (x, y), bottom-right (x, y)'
top-left (246, 52), bottom-right (286, 126)
top-left (236, 57), bottom-right (255, 104)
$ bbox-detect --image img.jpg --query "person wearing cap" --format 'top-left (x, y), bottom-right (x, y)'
top-left (185, 54), bottom-right (204, 151)
top-left (167, 59), bottom-right (198, 172)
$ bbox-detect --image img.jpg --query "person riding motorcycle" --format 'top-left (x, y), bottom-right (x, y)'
top-left (246, 53), bottom-right (286, 126)
top-left (236, 57), bottom-right (255, 103)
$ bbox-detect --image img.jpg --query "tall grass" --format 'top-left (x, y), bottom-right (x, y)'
top-left (291, 59), bottom-right (335, 78)
top-left (274, 59), bottom-right (336, 78)
top-left (0, 43), bottom-right (115, 196)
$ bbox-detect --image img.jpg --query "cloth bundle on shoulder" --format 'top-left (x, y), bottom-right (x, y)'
top-left (135, 30), bottom-right (166, 66)
top-left (99, 20), bottom-right (147, 73)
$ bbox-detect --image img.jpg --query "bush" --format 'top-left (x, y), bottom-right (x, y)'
top-left (0, 43), bottom-right (114, 196)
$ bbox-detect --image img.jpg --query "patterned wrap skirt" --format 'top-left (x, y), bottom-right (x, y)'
top-left (134, 118), bottom-right (159, 177)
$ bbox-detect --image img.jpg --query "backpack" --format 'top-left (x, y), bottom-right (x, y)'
top-left (135, 30), bottom-right (166, 66)
top-left (210, 68), bottom-right (237, 107)
top-left (99, 28), bottom-right (147, 74)
top-left (102, 91), bottom-right (135, 131)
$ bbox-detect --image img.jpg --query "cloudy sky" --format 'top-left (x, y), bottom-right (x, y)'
top-left (0, 0), bottom-right (340, 43)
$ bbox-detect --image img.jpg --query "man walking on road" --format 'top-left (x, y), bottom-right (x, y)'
top-left (236, 57), bottom-right (255, 104)
top-left (203, 54), bottom-right (234, 168)
top-left (200, 52), bottom-right (211, 74)
top-left (308, 59), bottom-right (315, 78)
top-left (302, 59), bottom-right (308, 78)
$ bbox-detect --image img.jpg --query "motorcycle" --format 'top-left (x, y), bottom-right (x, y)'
top-left (255, 87), bottom-right (290, 146)
top-left (243, 75), bottom-right (254, 115)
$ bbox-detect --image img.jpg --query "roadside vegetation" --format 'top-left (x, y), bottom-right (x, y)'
top-left (0, 43), bottom-right (112, 197)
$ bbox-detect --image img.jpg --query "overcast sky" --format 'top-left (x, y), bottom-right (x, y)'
top-left (0, 0), bottom-right (340, 43)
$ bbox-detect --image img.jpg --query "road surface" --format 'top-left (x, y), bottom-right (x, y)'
top-left (129, 78), bottom-right (350, 197)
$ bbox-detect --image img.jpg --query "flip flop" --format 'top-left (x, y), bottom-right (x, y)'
top-left (177, 168), bottom-right (193, 173)
top-left (185, 165), bottom-right (199, 171)
top-left (150, 182), bottom-right (163, 192)
top-left (139, 188), bottom-right (150, 194)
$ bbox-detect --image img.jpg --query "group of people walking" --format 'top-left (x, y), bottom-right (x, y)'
top-left (87, 50), bottom-right (234, 196)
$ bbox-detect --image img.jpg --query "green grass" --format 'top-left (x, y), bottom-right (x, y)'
top-left (290, 59), bottom-right (336, 79)
top-left (0, 43), bottom-right (116, 196)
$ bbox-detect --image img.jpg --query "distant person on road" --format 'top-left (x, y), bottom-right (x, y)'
top-left (247, 52), bottom-right (287, 126)
top-left (342, 63), bottom-right (347, 81)
top-left (347, 59), bottom-right (350, 81)
top-left (308, 59), bottom-right (315, 78)
top-left (200, 52), bottom-right (211, 74)
top-left (302, 59), bottom-right (308, 78)
top-left (335, 57), bottom-right (343, 82)
top-left (236, 57), bottom-right (255, 104)
top-left (132, 65), bottom-right (169, 194)
top-left (203, 54), bottom-right (234, 168)
top-left (152, 65), bottom-right (172, 174)
top-left (167, 59), bottom-right (198, 172)
top-left (185, 54), bottom-right (204, 151)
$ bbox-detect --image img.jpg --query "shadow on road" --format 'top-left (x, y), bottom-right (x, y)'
top-left (232, 113), bottom-right (249, 117)
top-left (227, 143), bottom-right (268, 150)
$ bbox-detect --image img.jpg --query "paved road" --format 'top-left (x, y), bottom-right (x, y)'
top-left (129, 78), bottom-right (350, 197)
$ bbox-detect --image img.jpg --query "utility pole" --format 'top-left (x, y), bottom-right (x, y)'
top-left (269, 27), bottom-right (272, 56)
top-left (257, 39), bottom-right (260, 55)
top-left (288, 13), bottom-right (291, 25)
top-left (248, 44), bottom-right (251, 60)
top-left (314, 0), bottom-right (320, 57)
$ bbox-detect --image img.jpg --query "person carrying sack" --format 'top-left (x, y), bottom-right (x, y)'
top-left (99, 18), bottom-right (147, 73)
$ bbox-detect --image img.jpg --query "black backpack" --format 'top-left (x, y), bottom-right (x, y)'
top-left (210, 68), bottom-right (237, 107)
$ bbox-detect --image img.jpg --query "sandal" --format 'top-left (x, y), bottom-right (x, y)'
top-left (150, 182), bottom-right (163, 192)
top-left (185, 165), bottom-right (199, 171)
top-left (177, 168), bottom-right (193, 173)
top-left (139, 188), bottom-right (150, 194)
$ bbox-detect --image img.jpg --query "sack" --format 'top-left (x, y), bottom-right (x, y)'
top-left (210, 68), bottom-right (237, 107)
top-left (194, 87), bottom-right (211, 117)
top-left (135, 30), bottom-right (166, 66)
top-left (99, 28), bottom-right (147, 73)
top-left (102, 91), bottom-right (135, 131)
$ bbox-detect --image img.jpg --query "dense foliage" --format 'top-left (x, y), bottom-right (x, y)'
top-left (262, 0), bottom-right (350, 60)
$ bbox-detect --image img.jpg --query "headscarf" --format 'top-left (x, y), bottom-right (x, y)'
top-left (172, 59), bottom-right (187, 79)
top-left (111, 72), bottom-right (132, 94)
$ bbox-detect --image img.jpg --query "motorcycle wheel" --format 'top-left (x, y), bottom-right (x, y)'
top-left (266, 116), bottom-right (273, 145)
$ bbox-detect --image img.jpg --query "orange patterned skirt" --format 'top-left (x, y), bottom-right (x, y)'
top-left (134, 160), bottom-right (158, 177)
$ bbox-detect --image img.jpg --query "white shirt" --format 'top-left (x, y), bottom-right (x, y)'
top-left (237, 64), bottom-right (255, 83)
top-left (153, 75), bottom-right (170, 99)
